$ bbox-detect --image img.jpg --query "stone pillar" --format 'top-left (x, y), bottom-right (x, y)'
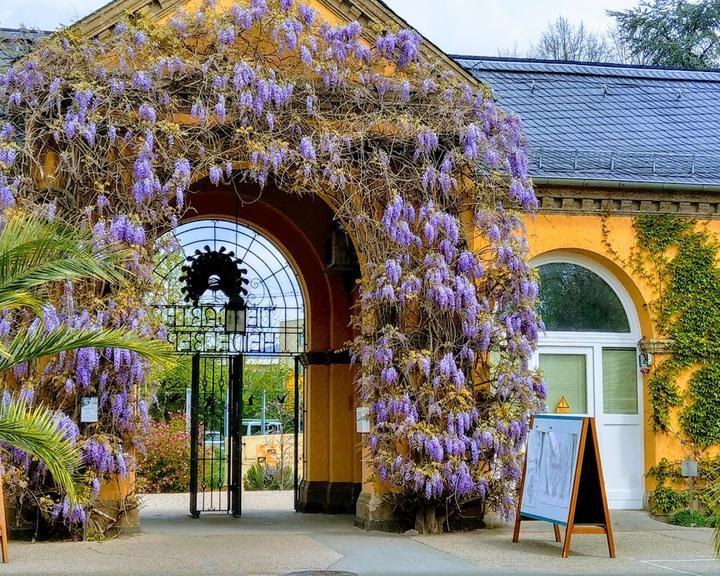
top-left (354, 444), bottom-right (400, 531)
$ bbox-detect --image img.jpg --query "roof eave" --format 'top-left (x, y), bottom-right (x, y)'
top-left (533, 176), bottom-right (720, 193)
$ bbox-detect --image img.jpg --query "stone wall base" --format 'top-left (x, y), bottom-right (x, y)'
top-left (295, 480), bottom-right (361, 514)
top-left (353, 490), bottom-right (404, 532)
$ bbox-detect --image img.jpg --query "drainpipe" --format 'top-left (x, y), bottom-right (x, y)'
top-left (532, 177), bottom-right (720, 193)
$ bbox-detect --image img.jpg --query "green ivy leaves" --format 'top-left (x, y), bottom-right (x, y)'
top-left (633, 215), bottom-right (720, 447)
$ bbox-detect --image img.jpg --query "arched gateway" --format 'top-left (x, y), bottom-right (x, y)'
top-left (154, 217), bottom-right (308, 516)
top-left (153, 179), bottom-right (363, 516)
top-left (2, 0), bottom-right (541, 533)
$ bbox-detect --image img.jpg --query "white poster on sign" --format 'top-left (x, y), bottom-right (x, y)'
top-left (80, 397), bottom-right (99, 423)
top-left (356, 407), bottom-right (370, 433)
top-left (520, 414), bottom-right (583, 525)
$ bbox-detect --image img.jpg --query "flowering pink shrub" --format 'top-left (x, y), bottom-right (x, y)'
top-left (0, 0), bottom-right (544, 530)
top-left (136, 413), bottom-right (190, 493)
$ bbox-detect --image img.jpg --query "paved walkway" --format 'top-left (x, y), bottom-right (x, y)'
top-left (3, 491), bottom-right (719, 575)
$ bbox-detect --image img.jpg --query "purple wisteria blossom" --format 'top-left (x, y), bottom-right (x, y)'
top-left (0, 0), bottom-right (544, 533)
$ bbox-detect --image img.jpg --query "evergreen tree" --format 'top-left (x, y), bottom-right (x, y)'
top-left (610, 0), bottom-right (720, 69)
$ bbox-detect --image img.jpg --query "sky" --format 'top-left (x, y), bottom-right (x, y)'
top-left (0, 0), bottom-right (639, 56)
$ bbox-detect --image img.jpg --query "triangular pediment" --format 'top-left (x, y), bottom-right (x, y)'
top-left (69, 0), bottom-right (474, 82)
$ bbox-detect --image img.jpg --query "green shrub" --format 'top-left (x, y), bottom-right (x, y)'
top-left (243, 462), bottom-right (292, 491)
top-left (671, 509), bottom-right (717, 528)
top-left (137, 412), bottom-right (190, 493)
top-left (650, 485), bottom-right (688, 515)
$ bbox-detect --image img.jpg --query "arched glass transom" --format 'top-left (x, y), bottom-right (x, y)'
top-left (537, 262), bottom-right (630, 333)
top-left (154, 219), bottom-right (305, 355)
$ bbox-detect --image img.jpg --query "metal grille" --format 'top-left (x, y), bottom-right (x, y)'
top-left (154, 304), bottom-right (303, 355)
top-left (190, 354), bottom-right (242, 517)
top-left (154, 219), bottom-right (305, 357)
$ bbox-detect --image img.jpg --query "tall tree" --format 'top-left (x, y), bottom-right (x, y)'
top-left (530, 16), bottom-right (616, 62)
top-left (610, 0), bottom-right (720, 69)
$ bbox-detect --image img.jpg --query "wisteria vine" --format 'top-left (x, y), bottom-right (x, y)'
top-left (0, 0), bottom-right (544, 531)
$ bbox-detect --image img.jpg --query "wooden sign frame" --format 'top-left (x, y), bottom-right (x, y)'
top-left (0, 478), bottom-right (9, 562)
top-left (513, 416), bottom-right (615, 558)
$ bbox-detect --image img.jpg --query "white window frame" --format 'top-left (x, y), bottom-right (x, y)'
top-left (532, 252), bottom-right (641, 345)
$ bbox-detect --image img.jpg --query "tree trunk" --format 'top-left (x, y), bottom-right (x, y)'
top-left (415, 506), bottom-right (442, 534)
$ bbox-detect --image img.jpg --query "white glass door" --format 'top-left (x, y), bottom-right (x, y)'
top-left (537, 347), bottom-right (593, 416)
top-left (598, 347), bottom-right (643, 509)
top-left (535, 345), bottom-right (643, 509)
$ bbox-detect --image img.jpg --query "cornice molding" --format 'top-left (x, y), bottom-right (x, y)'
top-left (70, 0), bottom-right (183, 40)
top-left (536, 185), bottom-right (720, 218)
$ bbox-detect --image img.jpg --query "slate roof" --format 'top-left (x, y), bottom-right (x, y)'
top-left (3, 27), bottom-right (720, 188)
top-left (0, 28), bottom-right (47, 71)
top-left (455, 56), bottom-right (720, 189)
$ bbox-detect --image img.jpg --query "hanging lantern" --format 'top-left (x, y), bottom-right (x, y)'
top-left (224, 294), bottom-right (247, 335)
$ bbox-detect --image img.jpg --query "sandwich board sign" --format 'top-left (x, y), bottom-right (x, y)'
top-left (513, 414), bottom-right (615, 558)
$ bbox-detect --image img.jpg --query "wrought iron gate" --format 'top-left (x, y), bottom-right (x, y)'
top-left (154, 219), bottom-right (307, 517)
top-left (190, 353), bottom-right (243, 517)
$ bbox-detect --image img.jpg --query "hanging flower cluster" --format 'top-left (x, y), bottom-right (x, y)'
top-left (0, 0), bottom-right (543, 530)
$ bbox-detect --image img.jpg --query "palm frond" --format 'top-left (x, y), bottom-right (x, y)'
top-left (0, 290), bottom-right (42, 315)
top-left (706, 479), bottom-right (720, 556)
top-left (0, 326), bottom-right (175, 373)
top-left (0, 398), bottom-right (84, 502)
top-left (0, 217), bottom-right (128, 306)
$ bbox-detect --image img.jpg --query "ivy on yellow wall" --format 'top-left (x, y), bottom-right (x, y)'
top-left (604, 214), bottom-right (720, 448)
top-left (605, 214), bottom-right (720, 517)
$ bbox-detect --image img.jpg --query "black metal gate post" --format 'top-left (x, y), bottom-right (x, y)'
top-left (189, 353), bottom-right (200, 518)
top-left (293, 355), bottom-right (300, 511)
top-left (230, 354), bottom-right (243, 517)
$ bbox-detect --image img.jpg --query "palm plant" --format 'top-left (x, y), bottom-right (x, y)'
top-left (0, 213), bottom-right (173, 503)
top-left (706, 466), bottom-right (720, 556)
top-left (0, 398), bottom-right (84, 503)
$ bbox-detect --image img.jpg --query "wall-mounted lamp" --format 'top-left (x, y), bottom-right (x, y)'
top-left (639, 352), bottom-right (653, 374)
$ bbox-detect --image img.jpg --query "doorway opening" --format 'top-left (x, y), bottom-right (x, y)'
top-left (151, 218), bottom-right (306, 517)
top-left (533, 253), bottom-right (644, 509)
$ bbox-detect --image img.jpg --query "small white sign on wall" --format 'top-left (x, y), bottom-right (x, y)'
top-left (681, 459), bottom-right (698, 477)
top-left (80, 397), bottom-right (99, 423)
top-left (356, 406), bottom-right (370, 433)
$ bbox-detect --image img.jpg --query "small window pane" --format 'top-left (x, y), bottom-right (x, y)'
top-left (540, 353), bottom-right (587, 414)
top-left (538, 263), bottom-right (630, 333)
top-left (603, 348), bottom-right (638, 414)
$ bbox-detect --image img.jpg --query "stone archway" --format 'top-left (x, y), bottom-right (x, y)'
top-left (2, 0), bottom-right (543, 533)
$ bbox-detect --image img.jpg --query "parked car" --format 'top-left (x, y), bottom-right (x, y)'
top-left (243, 419), bottom-right (282, 435)
top-left (204, 430), bottom-right (224, 450)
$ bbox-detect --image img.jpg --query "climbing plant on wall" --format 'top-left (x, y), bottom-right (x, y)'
top-left (630, 215), bottom-right (720, 448)
top-left (604, 214), bottom-right (720, 514)
top-left (0, 0), bottom-right (544, 533)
